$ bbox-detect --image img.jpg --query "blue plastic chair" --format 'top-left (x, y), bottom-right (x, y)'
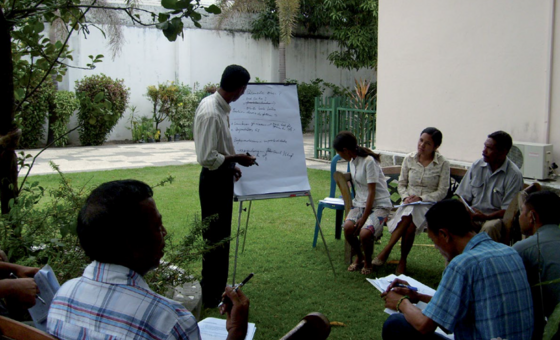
top-left (312, 154), bottom-right (350, 247)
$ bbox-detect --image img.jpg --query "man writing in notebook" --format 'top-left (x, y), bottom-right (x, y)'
top-left (381, 199), bottom-right (533, 340)
top-left (194, 65), bottom-right (257, 307)
top-left (454, 130), bottom-right (523, 242)
top-left (47, 180), bottom-right (250, 340)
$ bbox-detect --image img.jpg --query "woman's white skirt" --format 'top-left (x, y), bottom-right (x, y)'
top-left (386, 204), bottom-right (432, 235)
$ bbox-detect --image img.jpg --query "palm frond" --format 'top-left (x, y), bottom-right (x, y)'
top-left (276, 0), bottom-right (299, 45)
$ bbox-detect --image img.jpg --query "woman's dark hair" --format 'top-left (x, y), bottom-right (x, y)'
top-left (333, 131), bottom-right (380, 161)
top-left (421, 127), bottom-right (443, 149)
top-left (77, 180), bottom-right (154, 263)
top-left (220, 65), bottom-right (250, 92)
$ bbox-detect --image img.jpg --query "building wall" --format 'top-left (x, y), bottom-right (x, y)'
top-left (377, 0), bottom-right (557, 164)
top-left (60, 22), bottom-right (373, 143)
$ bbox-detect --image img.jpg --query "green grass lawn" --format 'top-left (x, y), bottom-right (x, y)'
top-left (29, 164), bottom-right (446, 340)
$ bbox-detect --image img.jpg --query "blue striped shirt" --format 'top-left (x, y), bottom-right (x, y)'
top-left (47, 261), bottom-right (200, 340)
top-left (423, 233), bottom-right (533, 340)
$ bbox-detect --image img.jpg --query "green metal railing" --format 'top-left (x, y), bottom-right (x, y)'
top-left (314, 96), bottom-right (376, 160)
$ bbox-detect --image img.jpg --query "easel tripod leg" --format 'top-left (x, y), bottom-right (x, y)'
top-left (232, 201), bottom-right (243, 285)
top-left (308, 195), bottom-right (336, 277)
top-left (242, 201), bottom-right (252, 253)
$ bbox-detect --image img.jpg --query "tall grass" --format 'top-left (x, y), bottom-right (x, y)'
top-left (29, 164), bottom-right (446, 340)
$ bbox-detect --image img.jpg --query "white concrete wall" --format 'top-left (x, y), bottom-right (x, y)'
top-left (377, 0), bottom-right (557, 163)
top-left (60, 22), bottom-right (372, 143)
top-left (548, 1), bottom-right (560, 168)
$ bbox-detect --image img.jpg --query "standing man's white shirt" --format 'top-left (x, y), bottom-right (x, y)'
top-left (194, 92), bottom-right (235, 170)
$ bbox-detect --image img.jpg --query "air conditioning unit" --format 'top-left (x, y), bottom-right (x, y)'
top-left (510, 142), bottom-right (553, 180)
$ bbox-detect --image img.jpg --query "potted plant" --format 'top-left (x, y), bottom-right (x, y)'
top-left (146, 127), bottom-right (155, 143)
top-left (137, 124), bottom-right (146, 143)
top-left (165, 126), bottom-right (174, 142)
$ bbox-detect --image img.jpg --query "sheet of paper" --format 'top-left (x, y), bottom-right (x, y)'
top-left (367, 274), bottom-right (454, 339)
top-left (320, 197), bottom-right (344, 205)
top-left (458, 195), bottom-right (476, 213)
top-left (230, 84), bottom-right (310, 198)
top-left (198, 317), bottom-right (256, 340)
top-left (394, 201), bottom-right (435, 208)
top-left (28, 264), bottom-right (60, 332)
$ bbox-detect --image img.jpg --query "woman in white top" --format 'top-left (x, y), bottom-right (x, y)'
top-left (373, 127), bottom-right (450, 275)
top-left (334, 131), bottom-right (393, 275)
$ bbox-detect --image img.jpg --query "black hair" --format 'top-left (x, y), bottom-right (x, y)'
top-left (425, 199), bottom-right (474, 236)
top-left (77, 180), bottom-right (154, 263)
top-left (524, 191), bottom-right (560, 226)
top-left (488, 130), bottom-right (513, 153)
top-left (220, 65), bottom-right (250, 92)
top-left (421, 127), bottom-right (443, 148)
top-left (333, 131), bottom-right (380, 161)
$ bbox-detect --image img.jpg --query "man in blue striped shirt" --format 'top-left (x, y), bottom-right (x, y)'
top-left (47, 180), bottom-right (250, 340)
top-left (381, 199), bottom-right (533, 340)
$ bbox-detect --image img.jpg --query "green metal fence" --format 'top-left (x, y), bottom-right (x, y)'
top-left (314, 96), bottom-right (376, 160)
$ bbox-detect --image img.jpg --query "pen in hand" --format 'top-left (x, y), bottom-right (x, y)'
top-left (9, 273), bottom-right (46, 304)
top-left (394, 282), bottom-right (418, 292)
top-left (246, 152), bottom-right (259, 166)
top-left (218, 273), bottom-right (254, 308)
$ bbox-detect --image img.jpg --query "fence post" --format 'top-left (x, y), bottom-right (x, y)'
top-left (328, 97), bottom-right (340, 160)
top-left (314, 97), bottom-right (319, 159)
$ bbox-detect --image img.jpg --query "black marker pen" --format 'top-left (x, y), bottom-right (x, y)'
top-left (218, 273), bottom-right (254, 308)
top-left (246, 152), bottom-right (259, 166)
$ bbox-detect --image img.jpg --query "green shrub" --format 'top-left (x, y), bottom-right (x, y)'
top-left (167, 83), bottom-right (208, 140)
top-left (51, 91), bottom-right (79, 147)
top-left (17, 82), bottom-right (55, 149)
top-left (75, 74), bottom-right (130, 146)
top-left (146, 82), bottom-right (178, 132)
top-left (2, 161), bottom-right (212, 293)
top-left (291, 79), bottom-right (324, 132)
top-left (323, 81), bottom-right (352, 98)
top-left (1, 163), bottom-right (88, 283)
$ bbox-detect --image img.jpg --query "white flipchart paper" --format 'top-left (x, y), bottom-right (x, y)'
top-left (230, 84), bottom-right (311, 198)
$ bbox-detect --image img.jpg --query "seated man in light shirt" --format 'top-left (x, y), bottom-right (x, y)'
top-left (455, 130), bottom-right (523, 242)
top-left (47, 180), bottom-right (249, 340)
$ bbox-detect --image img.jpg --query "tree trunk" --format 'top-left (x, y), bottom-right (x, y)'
top-left (279, 41), bottom-right (286, 83)
top-left (0, 8), bottom-right (19, 214)
top-left (47, 26), bottom-right (59, 146)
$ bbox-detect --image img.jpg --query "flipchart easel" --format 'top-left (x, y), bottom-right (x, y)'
top-left (228, 83), bottom-right (336, 284)
top-left (231, 191), bottom-right (336, 285)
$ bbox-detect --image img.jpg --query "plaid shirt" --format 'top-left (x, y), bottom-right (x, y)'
top-left (47, 261), bottom-right (200, 340)
top-left (423, 233), bottom-right (533, 340)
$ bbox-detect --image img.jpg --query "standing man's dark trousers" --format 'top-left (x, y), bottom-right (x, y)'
top-left (199, 163), bottom-right (235, 307)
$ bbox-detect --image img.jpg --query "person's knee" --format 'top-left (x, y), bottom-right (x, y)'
top-left (401, 214), bottom-right (412, 224)
top-left (359, 228), bottom-right (373, 241)
top-left (343, 222), bottom-right (355, 234)
top-left (382, 314), bottom-right (408, 340)
top-left (407, 220), bottom-right (417, 232)
top-left (481, 219), bottom-right (502, 241)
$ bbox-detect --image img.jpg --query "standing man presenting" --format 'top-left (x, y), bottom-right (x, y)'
top-left (455, 130), bottom-right (523, 242)
top-left (194, 65), bottom-right (256, 308)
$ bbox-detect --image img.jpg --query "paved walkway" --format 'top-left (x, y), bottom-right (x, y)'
top-left (19, 134), bottom-right (345, 176)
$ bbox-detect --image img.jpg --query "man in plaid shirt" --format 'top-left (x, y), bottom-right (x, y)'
top-left (381, 199), bottom-right (533, 340)
top-left (47, 180), bottom-right (249, 340)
